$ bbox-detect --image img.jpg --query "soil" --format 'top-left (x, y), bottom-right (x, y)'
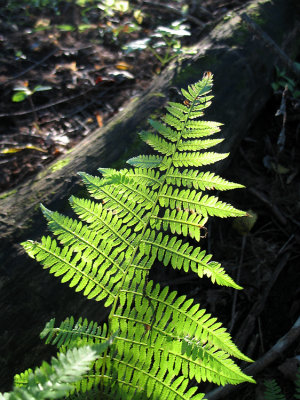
top-left (1, 0), bottom-right (300, 398)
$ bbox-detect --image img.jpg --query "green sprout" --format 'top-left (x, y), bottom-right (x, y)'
top-left (123, 20), bottom-right (194, 68)
top-left (12, 84), bottom-right (52, 122)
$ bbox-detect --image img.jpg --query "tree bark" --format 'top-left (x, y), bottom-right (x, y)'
top-left (0, 0), bottom-right (298, 390)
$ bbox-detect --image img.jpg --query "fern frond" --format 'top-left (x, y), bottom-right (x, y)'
top-left (22, 74), bottom-right (255, 399)
top-left (2, 342), bottom-right (112, 400)
top-left (264, 379), bottom-right (286, 400)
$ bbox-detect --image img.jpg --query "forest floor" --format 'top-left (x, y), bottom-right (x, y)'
top-left (1, 0), bottom-right (300, 398)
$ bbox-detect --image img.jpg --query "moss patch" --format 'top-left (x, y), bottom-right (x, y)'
top-left (0, 189), bottom-right (17, 199)
top-left (49, 158), bottom-right (71, 173)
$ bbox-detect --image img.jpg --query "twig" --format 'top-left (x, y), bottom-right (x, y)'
top-left (234, 252), bottom-right (290, 350)
top-left (229, 234), bottom-right (247, 332)
top-left (0, 45), bottom-right (94, 88)
top-left (0, 49), bottom-right (58, 87)
top-left (275, 84), bottom-right (288, 153)
top-left (278, 234), bottom-right (295, 255)
top-left (248, 187), bottom-right (287, 226)
top-left (241, 13), bottom-right (300, 81)
top-left (0, 87), bottom-right (96, 118)
top-left (206, 314), bottom-right (300, 400)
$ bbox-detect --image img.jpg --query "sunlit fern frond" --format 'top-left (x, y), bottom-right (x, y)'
top-left (1, 342), bottom-right (113, 400)
top-left (21, 74), bottom-right (255, 398)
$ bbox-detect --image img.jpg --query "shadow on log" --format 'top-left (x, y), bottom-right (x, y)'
top-left (0, 0), bottom-right (298, 390)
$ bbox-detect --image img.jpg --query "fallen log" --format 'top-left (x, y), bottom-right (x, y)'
top-left (0, 0), bottom-right (298, 390)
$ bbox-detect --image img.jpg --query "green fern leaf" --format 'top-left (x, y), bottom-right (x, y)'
top-left (178, 138), bottom-right (224, 151)
top-left (159, 186), bottom-right (246, 218)
top-left (150, 208), bottom-right (208, 241)
top-left (182, 120), bottom-right (222, 138)
top-left (22, 74), bottom-right (255, 399)
top-left (264, 379), bottom-right (286, 400)
top-left (98, 167), bottom-right (162, 188)
top-left (166, 168), bottom-right (244, 190)
top-left (139, 131), bottom-right (175, 155)
top-left (40, 317), bottom-right (107, 349)
top-left (127, 154), bottom-right (163, 168)
top-left (172, 151), bottom-right (228, 167)
top-left (2, 342), bottom-right (113, 400)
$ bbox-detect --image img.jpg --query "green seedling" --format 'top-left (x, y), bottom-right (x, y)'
top-left (123, 20), bottom-right (194, 68)
top-left (12, 84), bottom-right (52, 122)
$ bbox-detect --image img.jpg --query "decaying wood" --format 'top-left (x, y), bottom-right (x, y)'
top-left (0, 0), bottom-right (298, 390)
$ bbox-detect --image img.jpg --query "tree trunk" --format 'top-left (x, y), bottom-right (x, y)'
top-left (0, 0), bottom-right (298, 390)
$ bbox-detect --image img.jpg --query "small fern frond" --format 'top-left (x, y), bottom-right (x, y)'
top-left (264, 379), bottom-right (286, 400)
top-left (40, 317), bottom-right (107, 349)
top-left (2, 343), bottom-right (112, 400)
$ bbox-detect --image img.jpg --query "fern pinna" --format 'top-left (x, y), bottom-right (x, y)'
top-left (22, 74), bottom-right (255, 399)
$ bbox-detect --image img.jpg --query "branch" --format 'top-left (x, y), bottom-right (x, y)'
top-left (206, 315), bottom-right (300, 400)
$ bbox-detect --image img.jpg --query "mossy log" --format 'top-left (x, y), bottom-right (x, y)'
top-left (0, 0), bottom-right (298, 390)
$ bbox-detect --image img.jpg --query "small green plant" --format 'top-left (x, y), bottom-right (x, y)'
top-left (124, 20), bottom-right (194, 67)
top-left (263, 367), bottom-right (300, 400)
top-left (5, 74), bottom-right (255, 399)
top-left (0, 338), bottom-right (115, 400)
top-left (12, 84), bottom-right (52, 122)
top-left (264, 380), bottom-right (286, 400)
top-left (272, 66), bottom-right (300, 100)
top-left (12, 84), bottom-right (52, 103)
